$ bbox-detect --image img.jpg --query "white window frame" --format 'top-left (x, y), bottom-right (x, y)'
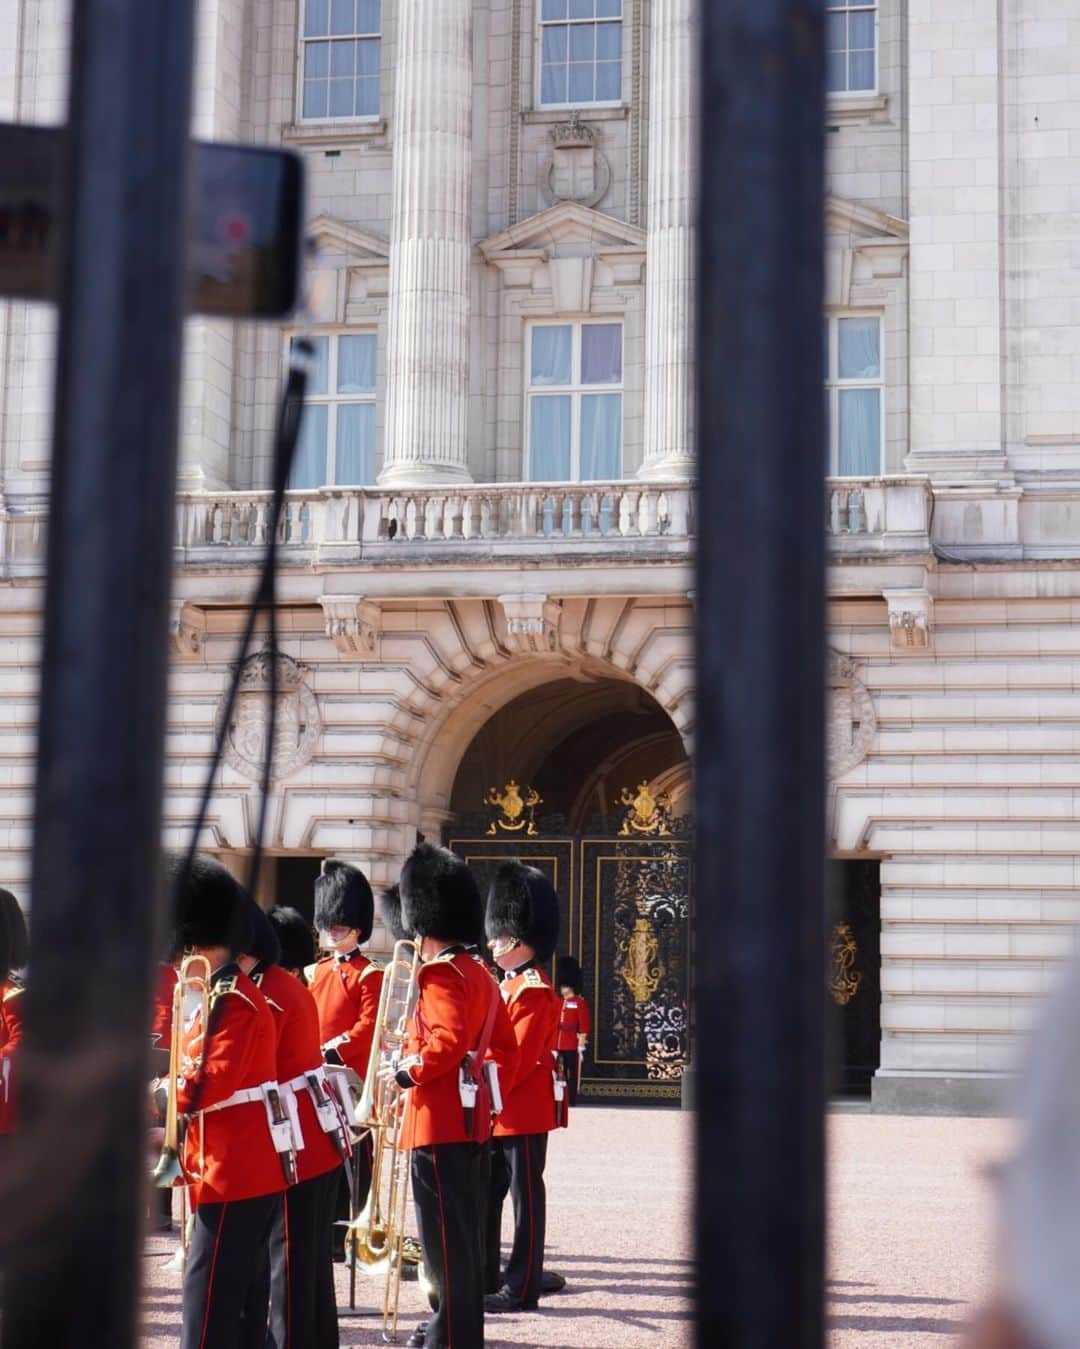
top-left (825, 0), bottom-right (878, 98)
top-left (287, 330), bottom-right (378, 487)
top-left (825, 312), bottom-right (884, 477)
top-left (525, 318), bottom-right (624, 482)
top-left (535, 0), bottom-right (625, 111)
top-left (296, 0), bottom-right (382, 125)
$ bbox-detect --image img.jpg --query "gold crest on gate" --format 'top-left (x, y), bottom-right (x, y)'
top-left (616, 782), bottom-right (672, 836)
top-left (484, 780), bottom-right (542, 836)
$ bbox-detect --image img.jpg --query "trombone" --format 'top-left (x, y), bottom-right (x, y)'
top-left (346, 937), bottom-right (422, 1342)
top-left (152, 953), bottom-right (211, 1262)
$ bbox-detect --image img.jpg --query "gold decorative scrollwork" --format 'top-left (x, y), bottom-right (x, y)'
top-left (616, 781), bottom-right (672, 836)
top-left (829, 922), bottom-right (862, 1006)
top-left (621, 915), bottom-right (662, 1003)
top-left (484, 779), bottom-right (542, 836)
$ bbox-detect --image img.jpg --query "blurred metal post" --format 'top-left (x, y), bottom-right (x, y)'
top-left (694, 0), bottom-right (827, 1345)
top-left (1, 0), bottom-right (195, 1342)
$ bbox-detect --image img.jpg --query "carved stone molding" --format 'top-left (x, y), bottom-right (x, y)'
top-left (215, 649), bottom-right (322, 783)
top-left (883, 588), bottom-right (933, 652)
top-left (544, 111), bottom-right (611, 208)
top-left (497, 593), bottom-right (562, 655)
top-left (827, 649), bottom-right (876, 779)
top-left (319, 596), bottom-right (381, 657)
top-left (170, 601), bottom-right (204, 658)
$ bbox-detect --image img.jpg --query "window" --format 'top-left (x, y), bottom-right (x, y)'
top-left (527, 321), bottom-right (622, 481)
top-left (825, 315), bottom-right (882, 476)
top-left (290, 333), bottom-right (377, 487)
top-left (826, 0), bottom-right (876, 94)
top-left (539, 0), bottom-right (622, 108)
top-left (300, 0), bottom-right (380, 121)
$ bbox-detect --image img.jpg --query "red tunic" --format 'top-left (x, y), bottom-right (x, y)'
top-left (176, 966), bottom-right (288, 1205)
top-left (151, 963), bottom-right (178, 1050)
top-left (494, 966), bottom-right (561, 1138)
top-left (555, 993), bottom-right (591, 1051)
top-left (308, 949), bottom-right (383, 1077)
top-left (252, 963), bottom-right (342, 1184)
top-left (0, 979), bottom-right (24, 1135)
top-left (399, 950), bottom-right (517, 1151)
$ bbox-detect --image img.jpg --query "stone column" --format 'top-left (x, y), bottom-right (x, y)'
top-left (379, 0), bottom-right (473, 486)
top-left (639, 0), bottom-right (697, 482)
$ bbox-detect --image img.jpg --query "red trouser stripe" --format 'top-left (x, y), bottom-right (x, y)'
top-left (198, 1203), bottom-right (228, 1349)
top-left (432, 1150), bottom-right (454, 1347)
top-left (284, 1189), bottom-right (293, 1347)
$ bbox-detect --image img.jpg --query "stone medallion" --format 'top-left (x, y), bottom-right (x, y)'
top-left (215, 648), bottom-right (321, 783)
top-left (827, 650), bottom-right (876, 779)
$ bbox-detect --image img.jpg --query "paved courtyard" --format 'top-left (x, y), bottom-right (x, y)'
top-left (141, 1106), bottom-right (1010, 1347)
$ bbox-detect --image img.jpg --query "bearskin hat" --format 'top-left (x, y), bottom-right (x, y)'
top-left (314, 859), bottom-right (374, 941)
top-left (0, 888), bottom-right (27, 984)
top-left (399, 842), bottom-right (483, 944)
top-left (486, 861), bottom-right (560, 964)
top-left (166, 850), bottom-right (254, 954)
top-left (245, 900), bottom-right (283, 967)
top-left (556, 954), bottom-right (583, 994)
top-left (379, 883), bottom-right (409, 944)
top-left (269, 905), bottom-right (316, 974)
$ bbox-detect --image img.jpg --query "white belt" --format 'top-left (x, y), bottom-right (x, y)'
top-left (203, 1083), bottom-right (270, 1114)
top-left (284, 1066), bottom-right (351, 1150)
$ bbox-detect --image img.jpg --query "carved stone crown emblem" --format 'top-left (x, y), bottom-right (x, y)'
top-left (551, 111), bottom-right (596, 149)
top-left (216, 647), bottom-right (321, 783)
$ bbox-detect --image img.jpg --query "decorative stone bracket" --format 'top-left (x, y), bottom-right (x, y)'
top-left (319, 596), bottom-right (381, 657)
top-left (497, 594), bottom-right (562, 655)
top-left (883, 588), bottom-right (933, 652)
top-left (170, 601), bottom-right (204, 658)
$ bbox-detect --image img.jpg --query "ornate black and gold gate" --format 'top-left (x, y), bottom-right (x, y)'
top-left (446, 779), bottom-right (693, 1104)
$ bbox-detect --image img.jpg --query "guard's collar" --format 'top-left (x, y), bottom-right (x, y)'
top-left (507, 956), bottom-right (536, 978)
top-left (211, 960), bottom-right (241, 986)
top-left (334, 945), bottom-right (361, 963)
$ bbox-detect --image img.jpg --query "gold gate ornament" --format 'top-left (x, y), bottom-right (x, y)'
top-left (616, 781), bottom-right (672, 836)
top-left (484, 780), bottom-right (542, 836)
top-left (829, 922), bottom-right (862, 1006)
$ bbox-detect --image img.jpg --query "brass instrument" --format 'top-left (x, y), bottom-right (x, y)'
top-left (153, 953), bottom-right (211, 1189)
top-left (346, 938), bottom-right (422, 1342)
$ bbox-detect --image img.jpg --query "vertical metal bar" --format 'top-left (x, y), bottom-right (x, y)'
top-left (1, 0), bottom-right (195, 1341)
top-left (694, 0), bottom-right (827, 1345)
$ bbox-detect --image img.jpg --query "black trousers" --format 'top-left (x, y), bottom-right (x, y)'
top-left (181, 1193), bottom-right (281, 1349)
top-left (267, 1168), bottom-right (340, 1349)
top-left (558, 1049), bottom-right (580, 1107)
top-left (485, 1134), bottom-right (548, 1307)
top-left (332, 1134), bottom-right (372, 1257)
top-left (412, 1142), bottom-right (484, 1349)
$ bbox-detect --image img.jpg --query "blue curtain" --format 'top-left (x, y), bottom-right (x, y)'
top-left (335, 403), bottom-right (375, 484)
top-left (838, 388), bottom-right (880, 476)
top-left (530, 396), bottom-right (572, 480)
top-left (531, 325), bottom-right (572, 385)
top-left (337, 333), bottom-right (377, 393)
top-left (580, 393), bottom-right (621, 479)
top-left (290, 403), bottom-right (328, 489)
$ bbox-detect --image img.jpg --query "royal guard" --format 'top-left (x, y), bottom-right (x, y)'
top-left (167, 853), bottom-right (289, 1349)
top-left (242, 903), bottom-right (346, 1349)
top-left (150, 956), bottom-right (180, 1233)
top-left (554, 955), bottom-right (590, 1108)
top-left (306, 858), bottom-right (383, 1252)
top-left (269, 905), bottom-right (317, 983)
top-left (0, 888), bottom-right (28, 1140)
top-left (388, 843), bottom-right (518, 1349)
top-left (484, 862), bottom-right (564, 1314)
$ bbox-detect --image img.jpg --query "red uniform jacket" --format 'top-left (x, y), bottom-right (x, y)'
top-left (151, 963), bottom-right (177, 1050)
top-left (177, 964), bottom-right (287, 1205)
top-left (0, 979), bottom-right (24, 1135)
top-left (494, 965), bottom-right (561, 1138)
top-left (555, 992), bottom-right (591, 1051)
top-left (308, 948), bottom-right (383, 1078)
top-left (252, 962), bottom-right (342, 1184)
top-left (399, 948), bottom-right (517, 1151)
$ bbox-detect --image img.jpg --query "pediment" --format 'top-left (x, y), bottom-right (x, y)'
top-left (826, 194), bottom-right (908, 243)
top-left (307, 214), bottom-right (389, 262)
top-left (479, 202), bottom-right (646, 262)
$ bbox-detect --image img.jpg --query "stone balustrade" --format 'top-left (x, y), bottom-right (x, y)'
top-left (172, 481), bottom-right (696, 561)
top-left (826, 476), bottom-right (932, 555)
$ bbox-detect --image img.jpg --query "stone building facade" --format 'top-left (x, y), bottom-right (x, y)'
top-left (3, 0), bottom-right (1080, 1108)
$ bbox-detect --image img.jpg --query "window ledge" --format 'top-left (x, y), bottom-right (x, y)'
top-left (282, 119), bottom-right (388, 150)
top-left (523, 104), bottom-right (630, 126)
top-left (826, 93), bottom-right (889, 128)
